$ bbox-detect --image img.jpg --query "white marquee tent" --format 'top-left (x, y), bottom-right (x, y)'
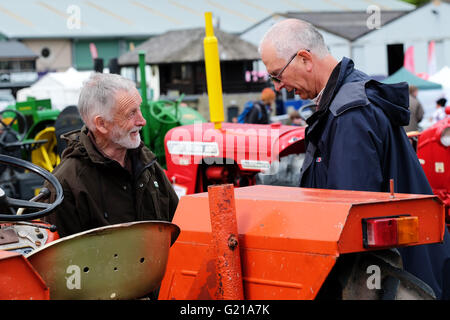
top-left (429, 66), bottom-right (450, 90)
top-left (17, 68), bottom-right (93, 110)
top-left (418, 66), bottom-right (450, 129)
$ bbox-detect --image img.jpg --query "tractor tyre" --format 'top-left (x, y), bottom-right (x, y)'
top-left (316, 249), bottom-right (436, 300)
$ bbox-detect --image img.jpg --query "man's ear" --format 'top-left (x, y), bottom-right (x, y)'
top-left (93, 115), bottom-right (109, 135)
top-left (298, 49), bottom-right (313, 72)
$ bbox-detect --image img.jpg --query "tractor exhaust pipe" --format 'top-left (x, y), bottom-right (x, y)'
top-left (203, 12), bottom-right (225, 130)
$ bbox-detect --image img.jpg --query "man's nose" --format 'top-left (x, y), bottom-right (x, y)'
top-left (274, 81), bottom-right (284, 92)
top-left (136, 109), bottom-right (146, 127)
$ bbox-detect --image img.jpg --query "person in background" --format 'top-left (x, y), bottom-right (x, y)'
top-left (404, 85), bottom-right (424, 132)
top-left (241, 88), bottom-right (276, 124)
top-left (432, 98), bottom-right (447, 124)
top-left (288, 110), bottom-right (306, 126)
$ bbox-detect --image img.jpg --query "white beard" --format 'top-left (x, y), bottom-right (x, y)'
top-left (111, 126), bottom-right (142, 149)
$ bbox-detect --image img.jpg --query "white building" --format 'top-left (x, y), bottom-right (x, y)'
top-left (354, 0), bottom-right (450, 76)
top-left (241, 1), bottom-right (450, 78)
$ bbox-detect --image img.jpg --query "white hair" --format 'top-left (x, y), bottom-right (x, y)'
top-left (259, 19), bottom-right (329, 60)
top-left (78, 73), bottom-right (136, 130)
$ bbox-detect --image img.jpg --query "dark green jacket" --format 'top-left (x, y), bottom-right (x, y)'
top-left (45, 126), bottom-right (178, 238)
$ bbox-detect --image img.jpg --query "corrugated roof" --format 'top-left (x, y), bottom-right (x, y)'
top-left (118, 28), bottom-right (259, 65)
top-left (0, 40), bottom-right (38, 59)
top-left (0, 0), bottom-right (415, 39)
top-left (283, 10), bottom-right (408, 41)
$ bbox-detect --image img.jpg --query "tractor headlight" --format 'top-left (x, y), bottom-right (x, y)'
top-left (441, 127), bottom-right (450, 147)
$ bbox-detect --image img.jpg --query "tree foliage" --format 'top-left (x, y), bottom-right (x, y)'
top-left (401, 0), bottom-right (431, 6)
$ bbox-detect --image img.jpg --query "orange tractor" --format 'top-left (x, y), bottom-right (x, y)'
top-left (0, 154), bottom-right (445, 300)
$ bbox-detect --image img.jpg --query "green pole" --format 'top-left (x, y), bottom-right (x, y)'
top-left (138, 51), bottom-right (150, 147)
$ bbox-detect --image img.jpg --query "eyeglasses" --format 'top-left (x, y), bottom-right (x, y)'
top-left (269, 49), bottom-right (310, 83)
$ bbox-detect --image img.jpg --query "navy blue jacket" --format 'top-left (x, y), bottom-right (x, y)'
top-left (299, 57), bottom-right (450, 299)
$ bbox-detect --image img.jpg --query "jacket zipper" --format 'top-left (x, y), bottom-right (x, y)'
top-left (136, 158), bottom-right (158, 220)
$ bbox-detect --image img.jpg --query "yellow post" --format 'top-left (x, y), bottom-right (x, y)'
top-left (203, 12), bottom-right (224, 130)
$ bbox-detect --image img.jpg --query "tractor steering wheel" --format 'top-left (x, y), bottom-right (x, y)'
top-left (0, 109), bottom-right (28, 146)
top-left (0, 155), bottom-right (63, 221)
top-left (149, 100), bottom-right (181, 125)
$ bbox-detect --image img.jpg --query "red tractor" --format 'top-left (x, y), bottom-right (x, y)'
top-left (164, 118), bottom-right (309, 197)
top-left (416, 106), bottom-right (450, 229)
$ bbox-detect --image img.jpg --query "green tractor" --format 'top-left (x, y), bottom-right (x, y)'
top-left (0, 98), bottom-right (62, 201)
top-left (1, 97), bottom-right (61, 172)
top-left (5, 97), bottom-right (60, 140)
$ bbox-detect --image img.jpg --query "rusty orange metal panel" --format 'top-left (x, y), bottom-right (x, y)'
top-left (159, 241), bottom-right (210, 300)
top-left (160, 185), bottom-right (444, 300)
top-left (159, 241), bottom-right (336, 300)
top-left (0, 251), bottom-right (49, 300)
top-left (240, 248), bottom-right (336, 299)
top-left (175, 186), bottom-right (355, 255)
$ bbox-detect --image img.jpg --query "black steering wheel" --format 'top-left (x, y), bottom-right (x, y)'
top-left (0, 109), bottom-right (28, 146)
top-left (0, 155), bottom-right (63, 221)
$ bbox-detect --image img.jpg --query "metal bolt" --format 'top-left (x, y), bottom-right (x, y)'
top-left (227, 235), bottom-right (238, 250)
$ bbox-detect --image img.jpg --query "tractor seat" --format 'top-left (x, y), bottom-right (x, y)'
top-left (54, 106), bottom-right (84, 157)
top-left (26, 221), bottom-right (180, 300)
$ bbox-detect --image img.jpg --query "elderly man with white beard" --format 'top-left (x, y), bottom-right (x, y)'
top-left (44, 73), bottom-right (178, 238)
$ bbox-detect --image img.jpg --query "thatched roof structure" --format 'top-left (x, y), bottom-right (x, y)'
top-left (118, 28), bottom-right (260, 65)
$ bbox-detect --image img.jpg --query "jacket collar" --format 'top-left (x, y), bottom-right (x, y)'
top-left (304, 57), bottom-right (357, 140)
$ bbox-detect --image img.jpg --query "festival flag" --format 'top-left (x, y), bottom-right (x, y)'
top-left (89, 43), bottom-right (98, 60)
top-left (404, 46), bottom-right (415, 73)
top-left (428, 40), bottom-right (437, 77)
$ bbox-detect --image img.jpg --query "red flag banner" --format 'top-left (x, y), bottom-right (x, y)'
top-left (404, 46), bottom-right (415, 73)
top-left (89, 43), bottom-right (98, 60)
top-left (428, 41), bottom-right (437, 77)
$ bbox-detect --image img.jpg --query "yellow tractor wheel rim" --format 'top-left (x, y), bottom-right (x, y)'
top-left (31, 127), bottom-right (60, 172)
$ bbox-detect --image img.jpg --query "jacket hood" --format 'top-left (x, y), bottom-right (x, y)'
top-left (365, 80), bottom-right (410, 126)
top-left (328, 57), bottom-right (411, 127)
top-left (60, 127), bottom-right (90, 161)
